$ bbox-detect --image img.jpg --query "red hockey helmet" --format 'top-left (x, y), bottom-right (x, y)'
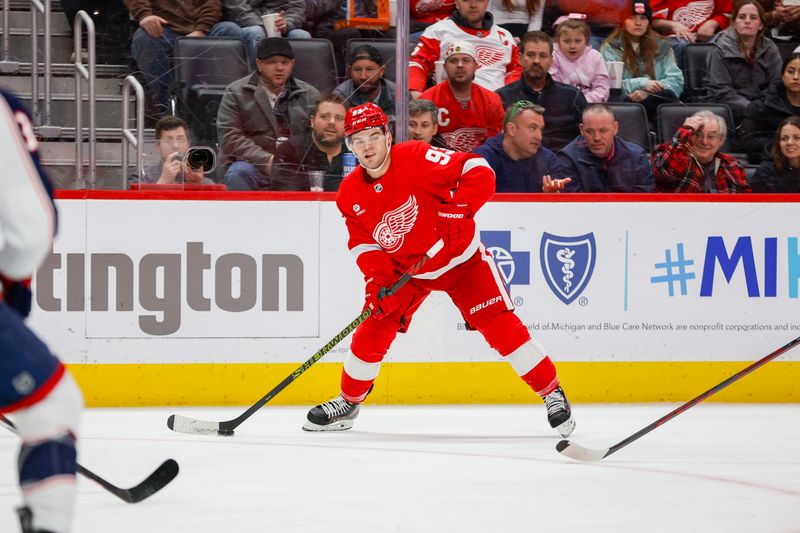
top-left (344, 103), bottom-right (389, 137)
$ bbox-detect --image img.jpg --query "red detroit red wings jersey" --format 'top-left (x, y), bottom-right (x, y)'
top-left (408, 18), bottom-right (521, 93)
top-left (420, 81), bottom-right (503, 152)
top-left (335, 141), bottom-right (495, 278)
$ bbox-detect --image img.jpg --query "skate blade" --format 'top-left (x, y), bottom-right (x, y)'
top-left (302, 419), bottom-right (355, 432)
top-left (556, 417), bottom-right (576, 438)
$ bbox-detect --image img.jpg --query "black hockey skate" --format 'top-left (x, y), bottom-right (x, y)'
top-left (303, 395), bottom-right (361, 431)
top-left (544, 386), bottom-right (576, 438)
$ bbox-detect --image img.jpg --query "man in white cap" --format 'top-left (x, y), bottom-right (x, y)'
top-left (419, 40), bottom-right (504, 152)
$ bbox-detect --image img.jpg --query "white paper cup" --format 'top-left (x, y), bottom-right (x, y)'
top-left (261, 13), bottom-right (280, 38)
top-left (606, 61), bottom-right (624, 90)
top-left (309, 170), bottom-right (325, 192)
top-left (434, 60), bottom-right (445, 84)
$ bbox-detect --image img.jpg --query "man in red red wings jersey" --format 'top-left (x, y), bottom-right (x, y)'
top-left (420, 40), bottom-right (504, 152)
top-left (303, 102), bottom-right (576, 438)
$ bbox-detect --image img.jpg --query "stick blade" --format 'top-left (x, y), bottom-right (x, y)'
top-left (556, 439), bottom-right (610, 462)
top-left (167, 414), bottom-right (222, 435)
top-left (124, 459), bottom-right (180, 503)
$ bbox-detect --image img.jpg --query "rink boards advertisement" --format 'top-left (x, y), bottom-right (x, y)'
top-left (28, 194), bottom-right (800, 405)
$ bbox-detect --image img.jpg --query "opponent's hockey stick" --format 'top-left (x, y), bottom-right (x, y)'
top-left (0, 414), bottom-right (179, 503)
top-left (168, 239), bottom-right (445, 437)
top-left (557, 334), bottom-right (800, 462)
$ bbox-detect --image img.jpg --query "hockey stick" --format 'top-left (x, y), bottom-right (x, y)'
top-left (167, 239), bottom-right (445, 437)
top-left (0, 414), bottom-right (179, 503)
top-left (557, 334), bottom-right (800, 462)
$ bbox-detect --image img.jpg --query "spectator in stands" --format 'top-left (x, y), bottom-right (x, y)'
top-left (303, 0), bottom-right (359, 78)
top-left (497, 31), bottom-right (587, 151)
top-left (600, 0), bottom-right (683, 123)
top-left (334, 45), bottom-right (397, 119)
top-left (266, 94), bottom-right (349, 191)
top-left (558, 104), bottom-right (654, 192)
top-left (651, 109), bottom-right (750, 192)
top-left (411, 0), bottom-right (457, 35)
top-left (762, 0), bottom-right (800, 43)
top-left (473, 100), bottom-right (568, 192)
top-left (420, 40), bottom-right (504, 151)
top-left (750, 116), bottom-right (800, 192)
top-left (409, 0), bottom-right (521, 96)
top-left (129, 116), bottom-right (215, 187)
top-left (408, 99), bottom-right (451, 148)
top-left (550, 15), bottom-right (610, 103)
top-left (550, 0), bottom-right (633, 48)
top-left (705, 0), bottom-right (782, 122)
top-left (125, 0), bottom-right (230, 117)
top-left (215, 0), bottom-right (312, 71)
top-left (490, 0), bottom-right (544, 40)
top-left (739, 53), bottom-right (800, 163)
top-left (650, 0), bottom-right (731, 68)
top-left (217, 37), bottom-right (320, 191)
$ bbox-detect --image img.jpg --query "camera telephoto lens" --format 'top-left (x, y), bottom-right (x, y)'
top-left (186, 148), bottom-right (214, 171)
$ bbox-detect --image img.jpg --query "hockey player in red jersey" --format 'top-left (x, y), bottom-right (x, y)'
top-left (303, 102), bottom-right (576, 437)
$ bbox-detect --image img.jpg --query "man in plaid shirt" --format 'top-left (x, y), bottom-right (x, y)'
top-left (651, 110), bottom-right (751, 193)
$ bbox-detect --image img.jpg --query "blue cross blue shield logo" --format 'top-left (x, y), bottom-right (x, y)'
top-left (480, 230), bottom-right (530, 294)
top-left (539, 232), bottom-right (596, 305)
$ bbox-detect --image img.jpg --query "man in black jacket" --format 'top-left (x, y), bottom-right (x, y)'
top-left (496, 31), bottom-right (587, 151)
top-left (267, 94), bottom-right (350, 191)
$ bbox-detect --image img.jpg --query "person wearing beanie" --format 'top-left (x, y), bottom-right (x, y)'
top-left (419, 40), bottom-right (505, 152)
top-left (600, 0), bottom-right (684, 122)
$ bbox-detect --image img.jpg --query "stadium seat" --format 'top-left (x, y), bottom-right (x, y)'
top-left (683, 44), bottom-right (715, 102)
top-left (607, 102), bottom-right (654, 150)
top-left (655, 103), bottom-right (736, 153)
top-left (173, 37), bottom-right (249, 146)
top-left (743, 164), bottom-right (759, 185)
top-left (345, 39), bottom-right (416, 83)
top-left (288, 38), bottom-right (338, 93)
top-left (774, 40), bottom-right (799, 62)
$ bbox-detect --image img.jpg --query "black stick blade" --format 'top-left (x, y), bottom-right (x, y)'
top-left (556, 440), bottom-right (610, 462)
top-left (78, 459), bottom-right (179, 504)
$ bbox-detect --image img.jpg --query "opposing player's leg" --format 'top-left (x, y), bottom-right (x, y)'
top-left (0, 303), bottom-right (83, 533)
top-left (304, 282), bottom-right (430, 431)
top-left (444, 247), bottom-right (575, 437)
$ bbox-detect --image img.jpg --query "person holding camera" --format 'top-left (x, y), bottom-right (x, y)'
top-left (129, 116), bottom-right (216, 188)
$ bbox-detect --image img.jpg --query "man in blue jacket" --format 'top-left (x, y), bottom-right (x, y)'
top-left (473, 100), bottom-right (567, 192)
top-left (558, 104), bottom-right (654, 192)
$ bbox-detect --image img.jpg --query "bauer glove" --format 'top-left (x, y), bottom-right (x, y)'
top-left (365, 277), bottom-right (399, 319)
top-left (0, 275), bottom-right (33, 318)
top-left (435, 203), bottom-right (475, 256)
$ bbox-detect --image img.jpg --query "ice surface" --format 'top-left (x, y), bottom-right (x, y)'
top-left (1, 404), bottom-right (799, 532)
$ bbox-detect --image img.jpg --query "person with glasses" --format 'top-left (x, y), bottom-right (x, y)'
top-left (473, 100), bottom-right (569, 191)
top-left (651, 109), bottom-right (750, 192)
top-left (557, 104), bottom-right (654, 192)
top-left (302, 102), bottom-right (576, 438)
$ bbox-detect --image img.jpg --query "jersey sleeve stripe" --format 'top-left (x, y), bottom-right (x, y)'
top-left (350, 243), bottom-right (383, 259)
top-left (462, 157), bottom-right (493, 176)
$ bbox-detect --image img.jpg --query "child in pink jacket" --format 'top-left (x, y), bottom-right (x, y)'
top-left (549, 15), bottom-right (611, 103)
